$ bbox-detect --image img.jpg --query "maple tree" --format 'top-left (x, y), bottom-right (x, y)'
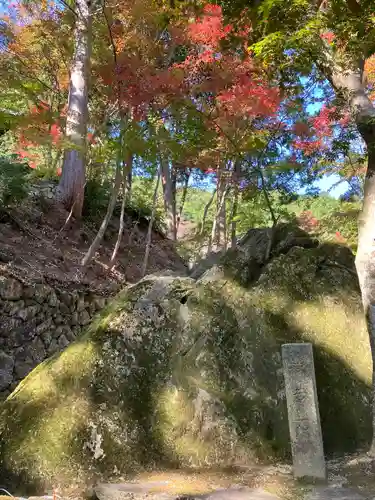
top-left (0, 0), bottom-right (366, 275)
top-left (87, 1), bottom-right (284, 248)
top-left (0, 1), bottom-right (71, 176)
top-left (0, 0), bottom-right (289, 250)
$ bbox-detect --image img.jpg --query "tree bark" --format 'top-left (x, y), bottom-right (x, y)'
top-left (125, 157), bottom-right (132, 205)
top-left (200, 188), bottom-right (216, 236)
top-left (56, 0), bottom-right (92, 218)
top-left (142, 166), bottom-right (161, 277)
top-left (210, 183), bottom-right (229, 253)
top-left (109, 153), bottom-right (133, 270)
top-left (231, 160), bottom-right (240, 249)
top-left (161, 158), bottom-right (177, 240)
top-left (220, 191), bottom-right (228, 252)
top-left (329, 61), bottom-right (375, 454)
top-left (177, 169), bottom-right (191, 230)
top-left (81, 135), bottom-right (124, 269)
top-left (171, 163), bottom-right (177, 235)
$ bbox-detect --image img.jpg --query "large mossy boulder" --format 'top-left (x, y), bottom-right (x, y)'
top-left (0, 231), bottom-right (372, 493)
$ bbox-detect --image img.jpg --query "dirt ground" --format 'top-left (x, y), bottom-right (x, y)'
top-left (38, 452), bottom-right (371, 500)
top-left (99, 452), bottom-right (375, 499)
top-left (0, 198), bottom-right (187, 292)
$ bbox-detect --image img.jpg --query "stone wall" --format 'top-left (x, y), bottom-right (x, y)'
top-left (28, 180), bottom-right (58, 200)
top-left (0, 274), bottom-right (111, 399)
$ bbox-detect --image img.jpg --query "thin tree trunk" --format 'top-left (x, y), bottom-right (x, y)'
top-left (125, 159), bottom-right (132, 205)
top-left (213, 176), bottom-right (223, 250)
top-left (221, 193), bottom-right (228, 252)
top-left (56, 0), bottom-right (92, 218)
top-left (108, 153), bottom-right (133, 271)
top-left (160, 158), bottom-right (177, 240)
top-left (329, 61), bottom-right (375, 454)
top-left (177, 169), bottom-right (191, 230)
top-left (200, 188), bottom-right (216, 236)
top-left (81, 135), bottom-right (124, 269)
top-left (231, 161), bottom-right (240, 249)
top-left (210, 184), bottom-right (229, 253)
top-left (142, 167), bottom-right (161, 277)
top-left (171, 163), bottom-right (177, 237)
top-left (257, 166), bottom-right (277, 226)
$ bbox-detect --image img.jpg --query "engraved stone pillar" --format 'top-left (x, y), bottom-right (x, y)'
top-left (281, 343), bottom-right (326, 480)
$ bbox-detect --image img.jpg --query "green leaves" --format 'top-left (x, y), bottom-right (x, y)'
top-left (0, 155), bottom-right (30, 207)
top-left (251, 31), bottom-right (286, 63)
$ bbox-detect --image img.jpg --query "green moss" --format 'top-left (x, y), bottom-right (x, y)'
top-left (0, 247), bottom-right (371, 493)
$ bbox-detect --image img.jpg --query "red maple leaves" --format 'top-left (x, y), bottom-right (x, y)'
top-left (14, 101), bottom-right (96, 174)
top-left (320, 32), bottom-right (335, 45)
top-left (188, 4), bottom-right (232, 46)
top-left (335, 231), bottom-right (346, 243)
top-left (293, 105), bottom-right (339, 156)
top-left (297, 210), bottom-right (320, 231)
top-left (312, 105), bottom-right (336, 135)
top-left (100, 4), bottom-right (280, 125)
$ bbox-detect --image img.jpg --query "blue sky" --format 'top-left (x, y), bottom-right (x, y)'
top-left (307, 174), bottom-right (348, 198)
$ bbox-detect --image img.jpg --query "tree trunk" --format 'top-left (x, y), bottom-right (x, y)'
top-left (200, 188), bottom-right (216, 236)
top-left (142, 166), bottom-right (161, 277)
top-left (210, 183), bottom-right (229, 253)
top-left (330, 62), bottom-right (375, 454)
top-left (231, 161), bottom-right (240, 249)
top-left (161, 158), bottom-right (177, 240)
top-left (81, 135), bottom-right (124, 269)
top-left (177, 169), bottom-right (191, 230)
top-left (220, 192), bottom-right (228, 252)
top-left (171, 163), bottom-right (177, 236)
top-left (109, 153), bottom-right (133, 270)
top-left (125, 156), bottom-right (132, 205)
top-left (56, 0), bottom-right (92, 218)
top-left (355, 122), bottom-right (375, 456)
top-left (211, 170), bottom-right (229, 251)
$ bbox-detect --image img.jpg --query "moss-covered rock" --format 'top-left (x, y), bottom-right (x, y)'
top-left (0, 236), bottom-right (372, 493)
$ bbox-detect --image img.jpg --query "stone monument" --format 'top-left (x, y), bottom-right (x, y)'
top-left (281, 343), bottom-right (326, 480)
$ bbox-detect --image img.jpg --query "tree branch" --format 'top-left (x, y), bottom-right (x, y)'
top-left (59, 0), bottom-right (79, 18)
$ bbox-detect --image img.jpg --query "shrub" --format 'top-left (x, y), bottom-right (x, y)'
top-left (82, 178), bottom-right (111, 219)
top-left (0, 156), bottom-right (29, 207)
top-left (83, 176), bottom-right (166, 233)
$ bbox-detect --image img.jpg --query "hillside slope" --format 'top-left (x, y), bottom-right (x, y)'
top-left (0, 195), bottom-right (187, 290)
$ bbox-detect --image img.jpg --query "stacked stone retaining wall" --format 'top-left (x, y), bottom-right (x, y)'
top-left (0, 274), bottom-right (112, 398)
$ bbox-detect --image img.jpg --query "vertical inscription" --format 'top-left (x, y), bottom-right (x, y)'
top-left (282, 343), bottom-right (326, 480)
